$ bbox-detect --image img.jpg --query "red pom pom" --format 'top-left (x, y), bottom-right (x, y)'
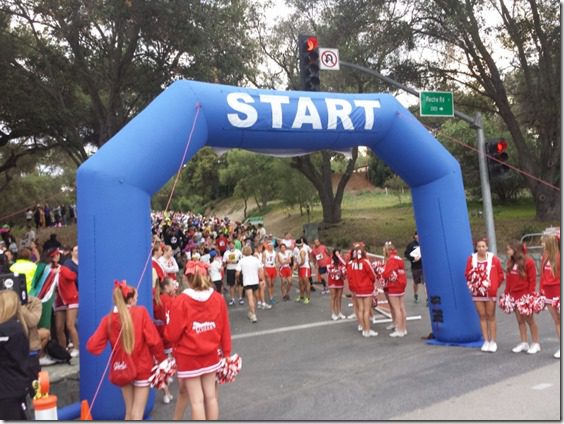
top-left (466, 267), bottom-right (490, 296)
top-left (515, 294), bottom-right (534, 316)
top-left (216, 353), bottom-right (242, 385)
top-left (530, 292), bottom-right (546, 314)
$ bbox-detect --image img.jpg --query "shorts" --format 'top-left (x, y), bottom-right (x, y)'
top-left (176, 350), bottom-right (221, 379)
top-left (279, 266), bottom-right (292, 278)
top-left (542, 285), bottom-right (560, 299)
top-left (226, 269), bottom-right (237, 287)
top-left (213, 280), bottom-right (223, 293)
top-left (298, 267), bottom-right (311, 279)
top-left (244, 284), bottom-right (259, 292)
top-left (318, 266), bottom-right (327, 275)
top-left (411, 268), bottom-right (424, 284)
top-left (265, 267), bottom-right (277, 279)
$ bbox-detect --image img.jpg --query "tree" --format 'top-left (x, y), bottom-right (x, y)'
top-left (274, 159), bottom-right (319, 216)
top-left (0, 0), bottom-right (257, 178)
top-left (384, 174), bottom-right (407, 205)
top-left (414, 0), bottom-right (560, 220)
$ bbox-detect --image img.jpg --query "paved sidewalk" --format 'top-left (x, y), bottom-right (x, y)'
top-left (391, 361), bottom-right (561, 420)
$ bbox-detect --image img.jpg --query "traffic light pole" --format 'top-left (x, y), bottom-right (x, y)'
top-left (340, 61), bottom-right (497, 253)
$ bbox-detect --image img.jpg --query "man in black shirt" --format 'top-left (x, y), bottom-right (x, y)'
top-left (404, 231), bottom-right (424, 304)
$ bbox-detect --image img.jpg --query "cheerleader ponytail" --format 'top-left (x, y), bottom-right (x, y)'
top-left (113, 281), bottom-right (136, 355)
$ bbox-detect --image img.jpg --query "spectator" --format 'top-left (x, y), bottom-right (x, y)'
top-left (404, 231), bottom-right (424, 304)
top-left (42, 234), bottom-right (62, 253)
top-left (10, 248), bottom-right (37, 293)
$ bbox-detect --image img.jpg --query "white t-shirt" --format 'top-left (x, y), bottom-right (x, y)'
top-left (209, 259), bottom-right (223, 282)
top-left (237, 255), bottom-right (263, 287)
top-left (200, 253), bottom-right (211, 264)
top-left (223, 248), bottom-right (242, 270)
top-left (263, 250), bottom-right (276, 267)
top-left (299, 245), bottom-right (311, 269)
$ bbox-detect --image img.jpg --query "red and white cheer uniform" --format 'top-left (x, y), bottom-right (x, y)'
top-left (165, 288), bottom-right (231, 379)
top-left (327, 263), bottom-right (346, 289)
top-left (53, 265), bottom-right (79, 311)
top-left (346, 258), bottom-right (376, 297)
top-left (464, 252), bottom-right (504, 301)
top-left (504, 257), bottom-right (537, 302)
top-left (540, 254), bottom-right (560, 301)
top-left (382, 253), bottom-right (407, 296)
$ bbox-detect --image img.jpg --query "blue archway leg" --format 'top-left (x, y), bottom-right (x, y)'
top-left (412, 174), bottom-right (481, 343)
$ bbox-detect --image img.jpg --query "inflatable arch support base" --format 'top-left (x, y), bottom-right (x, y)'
top-left (77, 80), bottom-right (481, 419)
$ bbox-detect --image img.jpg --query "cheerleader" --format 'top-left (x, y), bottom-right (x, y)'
top-left (504, 240), bottom-right (540, 354)
top-left (159, 245), bottom-right (180, 283)
top-left (540, 230), bottom-right (560, 358)
top-left (277, 243), bottom-right (293, 301)
top-left (347, 243), bottom-right (377, 337)
top-left (86, 281), bottom-right (166, 420)
top-left (465, 239), bottom-right (505, 352)
top-left (327, 249), bottom-right (347, 320)
top-left (165, 263), bottom-right (232, 420)
top-left (382, 241), bottom-right (408, 337)
top-left (153, 277), bottom-right (175, 404)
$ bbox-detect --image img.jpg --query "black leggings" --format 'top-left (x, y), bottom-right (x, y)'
top-left (0, 397), bottom-right (28, 420)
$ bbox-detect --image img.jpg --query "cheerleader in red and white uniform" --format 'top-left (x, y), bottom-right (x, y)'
top-left (465, 239), bottom-right (505, 352)
top-left (327, 249), bottom-right (347, 320)
top-left (277, 243), bottom-right (293, 301)
top-left (504, 240), bottom-right (540, 354)
top-left (49, 247), bottom-right (80, 357)
top-left (165, 262), bottom-right (232, 420)
top-left (86, 281), bottom-right (166, 420)
top-left (382, 241), bottom-right (408, 337)
top-left (540, 230), bottom-right (560, 358)
top-left (153, 277), bottom-right (175, 403)
top-left (347, 243), bottom-right (377, 337)
top-left (158, 245), bottom-right (180, 285)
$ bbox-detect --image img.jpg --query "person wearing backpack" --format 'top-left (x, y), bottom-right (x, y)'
top-left (86, 280), bottom-right (166, 420)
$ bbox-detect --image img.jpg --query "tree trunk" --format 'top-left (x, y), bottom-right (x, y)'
top-left (291, 148), bottom-right (358, 225)
top-left (531, 183), bottom-right (561, 221)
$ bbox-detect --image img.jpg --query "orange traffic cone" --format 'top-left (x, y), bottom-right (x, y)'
top-left (80, 400), bottom-right (93, 420)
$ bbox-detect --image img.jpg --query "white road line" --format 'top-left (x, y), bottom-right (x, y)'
top-left (531, 383), bottom-right (553, 390)
top-left (232, 315), bottom-right (421, 340)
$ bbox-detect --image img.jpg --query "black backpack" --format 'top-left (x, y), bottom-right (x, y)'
top-left (45, 339), bottom-right (72, 364)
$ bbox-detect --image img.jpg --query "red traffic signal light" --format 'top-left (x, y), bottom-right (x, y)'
top-left (495, 139), bottom-right (507, 153)
top-left (299, 34), bottom-right (320, 91)
top-left (305, 36), bottom-right (318, 52)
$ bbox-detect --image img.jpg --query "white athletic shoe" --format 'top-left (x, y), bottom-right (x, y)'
top-left (488, 342), bottom-right (498, 353)
top-left (347, 313), bottom-right (356, 320)
top-left (163, 394), bottom-right (173, 404)
top-left (263, 302), bottom-right (272, 310)
top-left (480, 341), bottom-right (490, 352)
top-left (39, 355), bottom-right (57, 366)
top-left (357, 324), bottom-right (363, 332)
top-left (251, 313), bottom-right (257, 323)
top-left (512, 342), bottom-right (529, 353)
top-left (366, 329), bottom-right (378, 337)
top-left (362, 331), bottom-right (371, 338)
top-left (338, 313), bottom-right (346, 320)
top-left (554, 349), bottom-right (560, 359)
top-left (526, 343), bottom-right (541, 354)
top-left (385, 323), bottom-right (395, 331)
top-left (390, 331), bottom-right (405, 338)
top-left (70, 349), bottom-right (79, 358)
top-left (331, 314), bottom-right (339, 321)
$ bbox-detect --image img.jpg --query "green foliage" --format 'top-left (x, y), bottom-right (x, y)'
top-left (383, 174), bottom-right (408, 205)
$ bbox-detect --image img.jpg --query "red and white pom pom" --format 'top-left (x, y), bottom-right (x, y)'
top-left (498, 293), bottom-right (515, 314)
top-left (515, 294), bottom-right (534, 316)
top-left (553, 297), bottom-right (561, 313)
top-left (466, 268), bottom-right (490, 297)
top-left (530, 292), bottom-right (546, 314)
top-left (216, 353), bottom-right (242, 385)
top-left (149, 357), bottom-right (177, 389)
top-left (389, 270), bottom-right (398, 282)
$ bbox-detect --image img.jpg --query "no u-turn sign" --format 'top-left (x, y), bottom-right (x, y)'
top-left (319, 48), bottom-right (340, 70)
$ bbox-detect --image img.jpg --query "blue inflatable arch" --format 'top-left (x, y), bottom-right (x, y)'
top-left (77, 80), bottom-right (481, 419)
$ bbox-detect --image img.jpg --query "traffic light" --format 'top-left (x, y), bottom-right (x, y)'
top-left (299, 34), bottom-right (320, 91)
top-left (486, 138), bottom-right (510, 177)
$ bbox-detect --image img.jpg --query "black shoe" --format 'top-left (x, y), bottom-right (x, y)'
top-left (421, 333), bottom-right (434, 340)
top-left (310, 286), bottom-right (317, 292)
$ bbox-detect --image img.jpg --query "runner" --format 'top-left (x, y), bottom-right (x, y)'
top-left (237, 246), bottom-right (265, 323)
top-left (312, 239), bottom-right (331, 295)
top-left (222, 241), bottom-right (243, 306)
top-left (262, 239), bottom-right (278, 305)
top-left (277, 243), bottom-right (293, 301)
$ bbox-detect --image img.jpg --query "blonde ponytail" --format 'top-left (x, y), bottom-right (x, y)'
top-left (113, 287), bottom-right (135, 354)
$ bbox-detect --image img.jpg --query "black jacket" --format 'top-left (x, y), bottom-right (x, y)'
top-left (404, 240), bottom-right (423, 270)
top-left (0, 317), bottom-right (30, 400)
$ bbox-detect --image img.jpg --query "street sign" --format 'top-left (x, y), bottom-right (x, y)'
top-left (319, 48), bottom-right (340, 70)
top-left (419, 91), bottom-right (454, 117)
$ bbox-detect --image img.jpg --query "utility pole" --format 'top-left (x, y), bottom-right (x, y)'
top-left (340, 61), bottom-right (497, 253)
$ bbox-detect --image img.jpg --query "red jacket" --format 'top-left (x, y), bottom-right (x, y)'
top-left (382, 254), bottom-right (407, 295)
top-left (540, 254), bottom-right (560, 290)
top-left (86, 305), bottom-right (166, 379)
top-left (505, 257), bottom-right (537, 299)
top-left (464, 253), bottom-right (505, 297)
top-left (346, 258), bottom-right (376, 295)
top-left (153, 292), bottom-right (175, 349)
top-left (55, 264), bottom-right (78, 306)
top-left (164, 288), bottom-right (231, 359)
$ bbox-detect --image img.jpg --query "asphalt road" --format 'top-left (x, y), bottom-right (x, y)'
top-left (150, 285), bottom-right (561, 421)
